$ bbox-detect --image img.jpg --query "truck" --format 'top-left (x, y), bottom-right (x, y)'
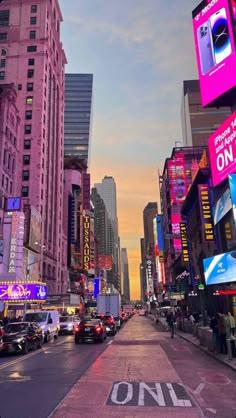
top-left (96, 293), bottom-right (121, 328)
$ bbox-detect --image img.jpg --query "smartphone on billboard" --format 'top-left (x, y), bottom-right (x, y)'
top-left (210, 8), bottom-right (232, 65)
top-left (197, 21), bottom-right (215, 74)
top-left (229, 0), bottom-right (236, 24)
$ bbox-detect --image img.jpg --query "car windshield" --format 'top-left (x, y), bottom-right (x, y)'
top-left (59, 316), bottom-right (73, 323)
top-left (24, 313), bottom-right (48, 322)
top-left (5, 323), bottom-right (28, 333)
top-left (81, 319), bottom-right (100, 326)
top-left (95, 315), bottom-right (111, 320)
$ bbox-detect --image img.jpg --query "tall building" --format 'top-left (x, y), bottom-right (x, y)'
top-left (64, 73), bottom-right (93, 167)
top-left (94, 176), bottom-right (120, 291)
top-left (91, 187), bottom-right (110, 256)
top-left (0, 0), bottom-right (67, 293)
top-left (142, 202), bottom-right (157, 297)
top-left (121, 248), bottom-right (130, 302)
top-left (181, 80), bottom-right (231, 147)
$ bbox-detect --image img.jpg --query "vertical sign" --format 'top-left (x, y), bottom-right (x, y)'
top-left (82, 173), bottom-right (91, 210)
top-left (180, 223), bottom-right (190, 263)
top-left (198, 184), bottom-right (214, 241)
top-left (83, 215), bottom-right (90, 270)
top-left (229, 173), bottom-right (236, 225)
top-left (8, 212), bottom-right (24, 273)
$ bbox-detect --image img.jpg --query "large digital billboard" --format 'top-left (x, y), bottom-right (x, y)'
top-left (203, 249), bottom-right (236, 285)
top-left (29, 207), bottom-right (41, 253)
top-left (213, 187), bottom-right (232, 224)
top-left (208, 111), bottom-right (236, 186)
top-left (192, 0), bottom-right (236, 107)
top-left (229, 173), bottom-right (236, 224)
top-left (167, 153), bottom-right (188, 205)
top-left (171, 214), bottom-right (182, 250)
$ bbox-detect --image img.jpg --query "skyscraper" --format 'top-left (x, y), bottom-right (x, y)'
top-left (181, 80), bottom-right (231, 147)
top-left (121, 248), bottom-right (130, 302)
top-left (64, 74), bottom-right (93, 167)
top-left (94, 176), bottom-right (120, 291)
top-left (0, 0), bottom-right (67, 293)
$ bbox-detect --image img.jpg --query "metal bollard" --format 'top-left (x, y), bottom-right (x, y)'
top-left (226, 339), bottom-right (232, 360)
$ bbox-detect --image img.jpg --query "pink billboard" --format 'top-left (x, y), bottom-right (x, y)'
top-left (167, 153), bottom-right (188, 205)
top-left (208, 111), bottom-right (236, 186)
top-left (192, 0), bottom-right (236, 107)
top-left (171, 214), bottom-right (182, 250)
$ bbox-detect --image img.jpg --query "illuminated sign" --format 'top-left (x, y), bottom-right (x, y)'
top-left (171, 214), bottom-right (182, 250)
top-left (8, 212), bottom-right (24, 273)
top-left (208, 112), bottom-right (236, 187)
top-left (180, 223), bottom-right (190, 263)
top-left (213, 188), bottom-right (232, 224)
top-left (0, 282), bottom-right (48, 301)
top-left (156, 215), bottom-right (164, 262)
top-left (204, 249), bottom-right (236, 285)
top-left (82, 173), bottom-right (91, 210)
top-left (229, 173), bottom-right (236, 225)
top-left (97, 255), bottom-right (112, 270)
top-left (198, 184), bottom-right (214, 241)
top-left (83, 215), bottom-right (90, 270)
top-left (167, 153), bottom-right (188, 205)
top-left (192, 0), bottom-right (236, 107)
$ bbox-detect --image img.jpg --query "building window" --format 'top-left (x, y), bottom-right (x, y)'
top-left (24, 140), bottom-right (31, 150)
top-left (0, 33), bottom-right (8, 40)
top-left (0, 10), bottom-right (10, 27)
top-left (28, 58), bottom-right (35, 66)
top-left (1, 49), bottom-right (6, 56)
top-left (27, 45), bottom-right (37, 52)
top-left (29, 30), bottom-right (36, 40)
top-left (26, 96), bottom-right (33, 105)
top-left (27, 82), bottom-right (33, 91)
top-left (0, 58), bottom-right (5, 67)
top-left (22, 170), bottom-right (29, 181)
top-left (9, 181), bottom-right (12, 194)
top-left (31, 5), bottom-right (37, 13)
top-left (22, 186), bottom-right (29, 197)
top-left (18, 84), bottom-right (22, 91)
top-left (5, 177), bottom-right (8, 192)
top-left (23, 155), bottom-right (30, 165)
top-left (25, 110), bottom-right (32, 120)
top-left (1, 174), bottom-right (4, 187)
top-left (0, 71), bottom-right (5, 80)
top-left (24, 125), bottom-right (31, 134)
top-left (27, 69), bottom-right (34, 78)
top-left (12, 158), bottom-right (15, 173)
top-left (30, 16), bottom-right (37, 25)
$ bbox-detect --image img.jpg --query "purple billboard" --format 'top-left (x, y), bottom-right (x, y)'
top-left (0, 282), bottom-right (48, 301)
top-left (192, 0), bottom-right (236, 107)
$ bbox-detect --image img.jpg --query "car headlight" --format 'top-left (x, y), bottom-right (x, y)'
top-left (13, 338), bottom-right (24, 343)
top-left (67, 324), bottom-right (73, 329)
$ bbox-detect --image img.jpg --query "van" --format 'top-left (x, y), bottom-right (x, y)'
top-left (23, 310), bottom-right (60, 342)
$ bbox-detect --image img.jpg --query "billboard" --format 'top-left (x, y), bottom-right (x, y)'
top-left (229, 173), bottom-right (236, 224)
top-left (0, 282), bottom-right (48, 301)
top-left (83, 215), bottom-right (90, 270)
top-left (213, 188), bottom-right (232, 224)
top-left (156, 215), bottom-right (164, 262)
top-left (97, 255), bottom-right (113, 270)
top-left (29, 207), bottom-right (41, 253)
top-left (192, 0), bottom-right (236, 107)
top-left (198, 184), bottom-right (215, 240)
top-left (208, 112), bottom-right (236, 187)
top-left (171, 214), bottom-right (182, 250)
top-left (167, 153), bottom-right (188, 205)
top-left (203, 249), bottom-right (236, 285)
top-left (82, 173), bottom-right (91, 210)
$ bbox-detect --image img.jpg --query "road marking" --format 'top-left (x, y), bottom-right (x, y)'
top-left (0, 337), bottom-right (70, 371)
top-left (206, 408), bottom-right (217, 414)
top-left (194, 383), bottom-right (205, 396)
top-left (107, 381), bottom-right (193, 407)
top-left (107, 340), bottom-right (113, 345)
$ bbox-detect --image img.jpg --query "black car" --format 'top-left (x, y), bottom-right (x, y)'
top-left (74, 318), bottom-right (106, 344)
top-left (1, 322), bottom-right (43, 355)
top-left (95, 314), bottom-right (117, 336)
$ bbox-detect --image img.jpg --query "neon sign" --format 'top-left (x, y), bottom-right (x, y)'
top-left (83, 215), bottom-right (90, 270)
top-left (0, 282), bottom-right (48, 301)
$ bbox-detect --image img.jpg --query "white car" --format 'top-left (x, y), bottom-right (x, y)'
top-left (23, 311), bottom-right (60, 342)
top-left (59, 315), bottom-right (78, 335)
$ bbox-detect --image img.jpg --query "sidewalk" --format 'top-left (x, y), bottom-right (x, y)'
top-left (51, 316), bottom-right (202, 418)
top-left (154, 315), bottom-right (236, 372)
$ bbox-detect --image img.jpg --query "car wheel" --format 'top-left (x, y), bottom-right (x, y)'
top-left (44, 332), bottom-right (49, 343)
top-left (75, 336), bottom-right (80, 344)
top-left (22, 340), bottom-right (29, 354)
top-left (37, 337), bottom-right (43, 349)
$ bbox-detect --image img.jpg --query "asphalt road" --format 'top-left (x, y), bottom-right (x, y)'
top-left (0, 334), bottom-right (113, 418)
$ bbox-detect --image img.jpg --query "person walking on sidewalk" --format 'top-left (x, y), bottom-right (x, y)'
top-left (210, 312), bottom-right (219, 353)
top-left (218, 313), bottom-right (227, 354)
top-left (166, 308), bottom-right (175, 339)
top-left (226, 312), bottom-right (235, 337)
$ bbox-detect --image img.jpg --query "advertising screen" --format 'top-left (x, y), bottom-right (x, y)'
top-left (167, 153), bottom-right (188, 205)
top-left (208, 111), bottom-right (236, 186)
top-left (0, 282), bottom-right (48, 301)
top-left (29, 207), bottom-right (41, 253)
top-left (213, 188), bottom-right (232, 224)
top-left (229, 173), bottom-right (236, 223)
top-left (203, 249), bottom-right (236, 284)
top-left (171, 214), bottom-right (182, 250)
top-left (192, 0), bottom-right (236, 107)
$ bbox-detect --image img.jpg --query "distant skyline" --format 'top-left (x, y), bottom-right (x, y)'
top-left (60, 0), bottom-right (199, 299)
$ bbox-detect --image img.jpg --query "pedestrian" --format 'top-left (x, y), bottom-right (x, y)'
top-left (218, 313), bottom-right (227, 354)
top-left (210, 313), bottom-right (219, 353)
top-left (226, 312), bottom-right (235, 337)
top-left (166, 308), bottom-right (175, 338)
top-left (189, 313), bottom-right (195, 326)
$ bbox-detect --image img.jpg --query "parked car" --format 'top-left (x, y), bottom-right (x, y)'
top-left (1, 322), bottom-right (43, 354)
top-left (23, 311), bottom-right (60, 342)
top-left (74, 318), bottom-right (106, 344)
top-left (59, 315), bottom-right (78, 335)
top-left (95, 313), bottom-right (117, 336)
top-left (0, 321), bottom-right (4, 351)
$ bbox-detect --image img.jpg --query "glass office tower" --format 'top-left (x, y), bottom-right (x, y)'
top-left (64, 74), bottom-right (93, 167)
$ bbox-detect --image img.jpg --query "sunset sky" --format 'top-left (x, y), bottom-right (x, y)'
top-left (60, 0), bottom-right (199, 300)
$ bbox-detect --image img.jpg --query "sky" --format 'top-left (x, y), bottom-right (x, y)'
top-left (59, 0), bottom-right (199, 300)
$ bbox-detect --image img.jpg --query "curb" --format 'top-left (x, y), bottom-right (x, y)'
top-left (150, 316), bottom-right (236, 372)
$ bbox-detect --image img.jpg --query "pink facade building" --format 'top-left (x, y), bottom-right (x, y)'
top-left (0, 0), bottom-right (67, 293)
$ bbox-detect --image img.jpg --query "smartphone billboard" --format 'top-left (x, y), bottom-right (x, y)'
top-left (192, 0), bottom-right (236, 107)
top-left (203, 249), bottom-right (236, 285)
top-left (208, 111), bottom-right (236, 186)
